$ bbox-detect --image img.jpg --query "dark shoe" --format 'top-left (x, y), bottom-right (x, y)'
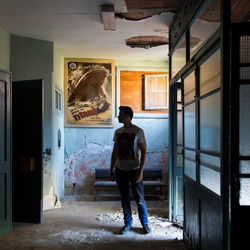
top-left (119, 225), bottom-right (132, 235)
top-left (142, 224), bottom-right (152, 234)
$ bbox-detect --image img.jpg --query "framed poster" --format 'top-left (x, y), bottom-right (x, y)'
top-left (64, 58), bottom-right (115, 127)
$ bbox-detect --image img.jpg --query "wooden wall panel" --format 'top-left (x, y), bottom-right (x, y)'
top-left (120, 70), bottom-right (168, 114)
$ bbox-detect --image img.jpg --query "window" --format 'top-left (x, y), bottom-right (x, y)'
top-left (172, 35), bottom-right (186, 77)
top-left (144, 74), bottom-right (168, 110)
top-left (55, 88), bottom-right (62, 112)
top-left (189, 0), bottom-right (220, 59)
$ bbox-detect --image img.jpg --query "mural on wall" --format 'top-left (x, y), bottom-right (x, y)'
top-left (64, 58), bottom-right (115, 127)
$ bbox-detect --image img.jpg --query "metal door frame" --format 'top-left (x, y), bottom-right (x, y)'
top-left (231, 22), bottom-right (250, 249)
top-left (169, 82), bottom-right (183, 223)
top-left (0, 70), bottom-right (12, 236)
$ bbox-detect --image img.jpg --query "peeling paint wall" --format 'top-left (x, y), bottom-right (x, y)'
top-left (64, 141), bottom-right (168, 196)
top-left (64, 143), bottom-right (112, 195)
top-left (64, 117), bottom-right (169, 196)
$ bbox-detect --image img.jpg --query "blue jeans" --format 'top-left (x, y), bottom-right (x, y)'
top-left (115, 168), bottom-right (149, 226)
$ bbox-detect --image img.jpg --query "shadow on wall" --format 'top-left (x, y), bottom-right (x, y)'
top-left (64, 143), bottom-right (169, 196)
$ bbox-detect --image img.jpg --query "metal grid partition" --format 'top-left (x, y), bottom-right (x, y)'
top-left (231, 23), bottom-right (250, 250)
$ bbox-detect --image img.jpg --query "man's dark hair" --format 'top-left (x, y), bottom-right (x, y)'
top-left (119, 106), bottom-right (133, 119)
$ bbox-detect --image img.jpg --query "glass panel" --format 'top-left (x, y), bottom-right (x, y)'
top-left (240, 85), bottom-right (250, 156)
top-left (200, 91), bottom-right (220, 153)
top-left (0, 81), bottom-right (6, 161)
top-left (177, 87), bottom-right (182, 110)
top-left (184, 71), bottom-right (195, 103)
top-left (184, 103), bottom-right (196, 149)
top-left (239, 178), bottom-right (250, 205)
top-left (240, 161), bottom-right (250, 174)
top-left (177, 111), bottom-right (182, 145)
top-left (172, 35), bottom-right (186, 77)
top-left (176, 175), bottom-right (183, 220)
top-left (240, 67), bottom-right (250, 80)
top-left (59, 93), bottom-right (62, 110)
top-left (177, 109), bottom-right (183, 169)
top-left (200, 49), bottom-right (221, 96)
top-left (240, 36), bottom-right (250, 63)
top-left (200, 153), bottom-right (220, 168)
top-left (177, 88), bottom-right (182, 102)
top-left (184, 150), bottom-right (196, 180)
top-left (177, 149), bottom-right (183, 168)
top-left (200, 153), bottom-right (220, 195)
top-left (56, 90), bottom-right (58, 110)
top-left (190, 0), bottom-right (220, 58)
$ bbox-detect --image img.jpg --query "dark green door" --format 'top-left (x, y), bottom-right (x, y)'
top-left (0, 70), bottom-right (12, 236)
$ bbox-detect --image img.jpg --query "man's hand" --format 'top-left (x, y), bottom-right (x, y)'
top-left (135, 169), bottom-right (143, 183)
top-left (110, 169), bottom-right (115, 181)
top-left (137, 142), bottom-right (146, 183)
top-left (110, 142), bottom-right (117, 182)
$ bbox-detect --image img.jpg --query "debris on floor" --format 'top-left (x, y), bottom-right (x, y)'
top-left (49, 230), bottom-right (104, 248)
top-left (96, 208), bottom-right (183, 240)
top-left (0, 196), bottom-right (186, 250)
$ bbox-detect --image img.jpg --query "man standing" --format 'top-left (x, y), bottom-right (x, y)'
top-left (110, 106), bottom-right (151, 235)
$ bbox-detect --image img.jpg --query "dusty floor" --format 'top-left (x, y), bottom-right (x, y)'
top-left (0, 196), bottom-right (186, 250)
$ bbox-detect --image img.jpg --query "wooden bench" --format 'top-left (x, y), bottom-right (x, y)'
top-left (94, 168), bottom-right (166, 201)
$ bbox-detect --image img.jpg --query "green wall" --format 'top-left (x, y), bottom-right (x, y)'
top-left (52, 44), bottom-right (64, 200)
top-left (10, 35), bottom-right (61, 210)
top-left (0, 25), bottom-right (10, 71)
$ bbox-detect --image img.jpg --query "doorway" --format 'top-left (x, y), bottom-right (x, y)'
top-left (12, 79), bottom-right (44, 223)
top-left (169, 47), bottom-right (223, 250)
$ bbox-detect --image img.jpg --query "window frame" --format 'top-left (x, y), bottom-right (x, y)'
top-left (144, 74), bottom-right (169, 110)
top-left (55, 86), bottom-right (63, 115)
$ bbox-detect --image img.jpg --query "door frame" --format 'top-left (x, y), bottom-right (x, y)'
top-left (230, 22), bottom-right (250, 249)
top-left (169, 34), bottom-right (226, 249)
top-left (169, 82), bottom-right (183, 223)
top-left (0, 70), bottom-right (12, 236)
top-left (168, 0), bottom-right (232, 248)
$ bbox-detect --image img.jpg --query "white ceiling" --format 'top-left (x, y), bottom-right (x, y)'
top-left (0, 0), bottom-right (174, 61)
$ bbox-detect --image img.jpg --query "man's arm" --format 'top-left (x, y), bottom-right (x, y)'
top-left (136, 142), bottom-right (147, 183)
top-left (110, 142), bottom-right (118, 181)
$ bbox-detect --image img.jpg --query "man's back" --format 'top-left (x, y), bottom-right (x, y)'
top-left (114, 124), bottom-right (145, 171)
